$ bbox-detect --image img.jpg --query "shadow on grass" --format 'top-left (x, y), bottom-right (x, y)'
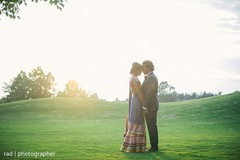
top-left (121, 149), bottom-right (173, 160)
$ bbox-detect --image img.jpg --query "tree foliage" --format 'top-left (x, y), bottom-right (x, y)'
top-left (89, 93), bottom-right (99, 100)
top-left (0, 0), bottom-right (66, 19)
top-left (159, 81), bottom-right (175, 95)
top-left (158, 81), bottom-right (220, 102)
top-left (3, 67), bottom-right (55, 102)
top-left (158, 81), bottom-right (177, 102)
top-left (28, 66), bottom-right (55, 99)
top-left (3, 71), bottom-right (30, 101)
top-left (57, 80), bottom-right (88, 98)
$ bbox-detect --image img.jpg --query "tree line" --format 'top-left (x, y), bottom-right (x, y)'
top-left (1, 67), bottom-right (221, 103)
top-left (0, 67), bottom-right (98, 103)
top-left (158, 81), bottom-right (221, 102)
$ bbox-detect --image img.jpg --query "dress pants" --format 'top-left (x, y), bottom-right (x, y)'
top-left (145, 111), bottom-right (158, 149)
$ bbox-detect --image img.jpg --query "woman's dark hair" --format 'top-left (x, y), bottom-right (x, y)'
top-left (142, 60), bottom-right (154, 71)
top-left (130, 62), bottom-right (142, 74)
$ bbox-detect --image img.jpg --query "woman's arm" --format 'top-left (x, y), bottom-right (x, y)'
top-left (134, 81), bottom-right (144, 103)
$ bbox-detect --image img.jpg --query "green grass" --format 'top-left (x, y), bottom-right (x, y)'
top-left (0, 92), bottom-right (240, 160)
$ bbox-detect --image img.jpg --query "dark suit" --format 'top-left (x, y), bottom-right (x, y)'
top-left (142, 72), bottom-right (159, 149)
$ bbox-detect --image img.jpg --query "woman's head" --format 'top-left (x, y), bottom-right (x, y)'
top-left (130, 62), bottom-right (143, 76)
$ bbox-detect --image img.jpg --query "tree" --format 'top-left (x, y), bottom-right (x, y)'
top-left (2, 67), bottom-right (55, 102)
top-left (158, 81), bottom-right (175, 95)
top-left (158, 81), bottom-right (177, 102)
top-left (3, 71), bottom-right (31, 102)
top-left (65, 80), bottom-right (81, 97)
top-left (89, 93), bottom-right (99, 100)
top-left (28, 66), bottom-right (55, 99)
top-left (157, 81), bottom-right (219, 102)
top-left (57, 80), bottom-right (88, 98)
top-left (0, 0), bottom-right (66, 19)
top-left (115, 97), bottom-right (120, 102)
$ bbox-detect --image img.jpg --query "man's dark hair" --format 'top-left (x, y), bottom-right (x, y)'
top-left (142, 60), bottom-right (154, 71)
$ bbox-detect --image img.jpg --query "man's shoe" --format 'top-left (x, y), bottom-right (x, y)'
top-left (148, 147), bottom-right (159, 152)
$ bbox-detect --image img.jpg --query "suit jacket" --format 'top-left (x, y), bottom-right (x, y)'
top-left (142, 72), bottom-right (159, 112)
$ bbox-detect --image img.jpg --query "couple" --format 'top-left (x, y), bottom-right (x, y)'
top-left (120, 60), bottom-right (159, 153)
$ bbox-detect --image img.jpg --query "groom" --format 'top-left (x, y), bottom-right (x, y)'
top-left (142, 60), bottom-right (159, 152)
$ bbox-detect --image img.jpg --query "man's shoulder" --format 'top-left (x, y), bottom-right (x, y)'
top-left (149, 72), bottom-right (158, 80)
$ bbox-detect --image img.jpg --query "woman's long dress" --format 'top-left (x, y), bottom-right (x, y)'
top-left (120, 76), bottom-right (146, 152)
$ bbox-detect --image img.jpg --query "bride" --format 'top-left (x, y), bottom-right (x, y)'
top-left (120, 62), bottom-right (146, 152)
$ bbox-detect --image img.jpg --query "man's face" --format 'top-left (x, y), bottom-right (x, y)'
top-left (142, 65), bottom-right (150, 75)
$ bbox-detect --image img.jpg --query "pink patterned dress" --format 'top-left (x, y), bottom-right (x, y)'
top-left (120, 76), bottom-right (146, 152)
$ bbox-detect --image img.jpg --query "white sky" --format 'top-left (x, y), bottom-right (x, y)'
top-left (1, 0), bottom-right (240, 101)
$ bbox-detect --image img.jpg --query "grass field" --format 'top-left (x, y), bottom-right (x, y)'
top-left (0, 92), bottom-right (240, 160)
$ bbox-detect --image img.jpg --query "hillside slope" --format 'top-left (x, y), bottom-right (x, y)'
top-left (160, 91), bottom-right (240, 128)
top-left (158, 92), bottom-right (240, 159)
top-left (0, 92), bottom-right (239, 159)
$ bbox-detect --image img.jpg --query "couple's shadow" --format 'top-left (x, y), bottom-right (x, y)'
top-left (122, 149), bottom-right (172, 160)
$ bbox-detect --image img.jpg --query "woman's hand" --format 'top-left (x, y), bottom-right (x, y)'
top-left (143, 107), bottom-right (149, 114)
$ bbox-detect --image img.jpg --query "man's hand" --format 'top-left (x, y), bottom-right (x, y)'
top-left (143, 107), bottom-right (149, 114)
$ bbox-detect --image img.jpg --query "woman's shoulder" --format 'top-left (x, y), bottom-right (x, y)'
top-left (130, 75), bottom-right (139, 80)
top-left (130, 76), bottom-right (140, 84)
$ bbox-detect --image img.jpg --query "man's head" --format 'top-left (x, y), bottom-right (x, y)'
top-left (142, 60), bottom-right (154, 75)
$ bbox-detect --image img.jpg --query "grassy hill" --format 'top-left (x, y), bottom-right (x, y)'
top-left (0, 92), bottom-right (240, 160)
